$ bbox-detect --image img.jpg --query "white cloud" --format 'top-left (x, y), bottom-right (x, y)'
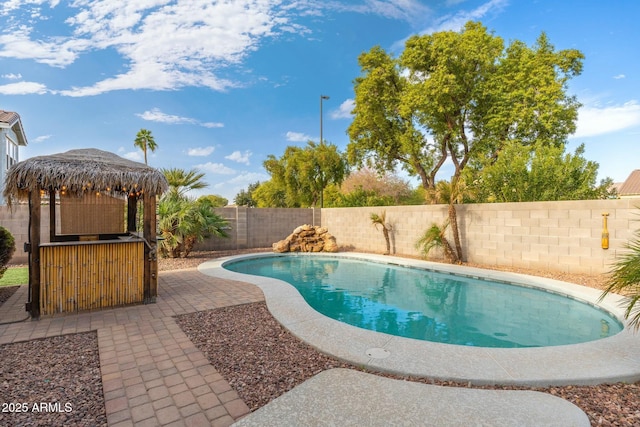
top-left (122, 151), bottom-right (143, 162)
top-left (136, 108), bottom-right (223, 128)
top-left (201, 122), bottom-right (224, 128)
top-left (572, 101), bottom-right (640, 139)
top-left (225, 150), bottom-right (252, 165)
top-left (420, 0), bottom-right (508, 34)
top-left (286, 131), bottom-right (311, 142)
top-left (613, 74), bottom-right (626, 80)
top-left (208, 171), bottom-right (269, 203)
top-left (194, 162), bottom-right (235, 175)
top-left (1, 1), bottom-right (312, 96)
top-left (331, 0), bottom-right (431, 23)
top-left (188, 147), bottom-right (215, 157)
top-left (33, 135), bottom-right (52, 143)
top-left (330, 99), bottom-right (355, 119)
top-left (389, 0), bottom-right (508, 52)
top-left (1, 1), bottom-right (429, 96)
top-left (137, 108), bottom-right (197, 125)
top-left (0, 81), bottom-right (48, 95)
top-left (0, 27), bottom-right (87, 68)
top-left (1, 73), bottom-right (22, 80)
top-left (227, 171), bottom-right (269, 184)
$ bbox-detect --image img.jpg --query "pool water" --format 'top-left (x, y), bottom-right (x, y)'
top-left (224, 255), bottom-right (623, 348)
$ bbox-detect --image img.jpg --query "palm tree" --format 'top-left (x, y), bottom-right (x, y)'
top-left (134, 128), bottom-right (158, 165)
top-left (161, 168), bottom-right (208, 199)
top-left (158, 196), bottom-right (228, 258)
top-left (370, 211), bottom-right (392, 255)
top-left (600, 224), bottom-right (640, 329)
top-left (415, 220), bottom-right (458, 264)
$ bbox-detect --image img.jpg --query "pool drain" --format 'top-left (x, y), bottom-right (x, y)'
top-left (366, 348), bottom-right (390, 359)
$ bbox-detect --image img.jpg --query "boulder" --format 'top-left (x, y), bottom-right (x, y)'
top-left (272, 239), bottom-right (290, 253)
top-left (272, 224), bottom-right (338, 253)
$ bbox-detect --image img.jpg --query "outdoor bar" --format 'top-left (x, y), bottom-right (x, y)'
top-left (3, 148), bottom-right (168, 318)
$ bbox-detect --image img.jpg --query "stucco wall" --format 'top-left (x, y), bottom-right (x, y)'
top-left (321, 199), bottom-right (638, 274)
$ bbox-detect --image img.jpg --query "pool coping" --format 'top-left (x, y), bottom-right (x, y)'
top-left (198, 252), bottom-right (640, 387)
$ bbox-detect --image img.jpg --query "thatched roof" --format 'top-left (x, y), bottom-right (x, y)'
top-left (3, 148), bottom-right (168, 204)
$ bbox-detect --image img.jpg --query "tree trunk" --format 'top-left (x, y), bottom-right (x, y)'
top-left (448, 202), bottom-right (463, 263)
top-left (441, 235), bottom-right (457, 264)
top-left (382, 227), bottom-right (390, 255)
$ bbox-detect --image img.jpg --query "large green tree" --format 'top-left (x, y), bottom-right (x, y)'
top-left (348, 21), bottom-right (584, 261)
top-left (324, 168), bottom-right (423, 207)
top-left (256, 141), bottom-right (348, 207)
top-left (234, 181), bottom-right (260, 207)
top-left (471, 142), bottom-right (614, 202)
top-left (134, 128), bottom-right (158, 165)
top-left (197, 194), bottom-right (228, 208)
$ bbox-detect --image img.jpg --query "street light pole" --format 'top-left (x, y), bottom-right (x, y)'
top-left (320, 95), bottom-right (329, 144)
top-left (319, 95), bottom-right (329, 208)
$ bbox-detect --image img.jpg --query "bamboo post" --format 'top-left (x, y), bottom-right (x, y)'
top-left (143, 192), bottom-right (157, 303)
top-left (28, 190), bottom-right (41, 319)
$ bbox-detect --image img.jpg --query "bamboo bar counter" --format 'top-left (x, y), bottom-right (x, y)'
top-left (39, 237), bottom-right (145, 315)
top-left (3, 149), bottom-right (168, 319)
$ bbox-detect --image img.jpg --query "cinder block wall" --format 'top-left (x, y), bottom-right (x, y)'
top-left (459, 199), bottom-right (635, 274)
top-left (321, 199), bottom-right (638, 274)
top-left (3, 200), bottom-right (637, 274)
top-left (195, 207), bottom-right (320, 251)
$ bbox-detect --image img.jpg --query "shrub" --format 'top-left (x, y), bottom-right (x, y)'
top-left (0, 226), bottom-right (16, 279)
top-left (600, 216), bottom-right (640, 329)
top-left (415, 221), bottom-right (457, 264)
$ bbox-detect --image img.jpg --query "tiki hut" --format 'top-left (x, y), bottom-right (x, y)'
top-left (3, 148), bottom-right (168, 318)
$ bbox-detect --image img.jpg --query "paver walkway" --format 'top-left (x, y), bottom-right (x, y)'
top-left (0, 269), bottom-right (264, 426)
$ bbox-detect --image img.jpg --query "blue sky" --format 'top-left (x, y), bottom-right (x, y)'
top-left (1, 0), bottom-right (639, 203)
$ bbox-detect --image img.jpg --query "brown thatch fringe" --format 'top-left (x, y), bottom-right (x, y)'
top-left (3, 148), bottom-right (169, 205)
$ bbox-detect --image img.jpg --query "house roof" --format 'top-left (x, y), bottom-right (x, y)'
top-left (3, 148), bottom-right (168, 205)
top-left (618, 170), bottom-right (640, 196)
top-left (0, 110), bottom-right (27, 146)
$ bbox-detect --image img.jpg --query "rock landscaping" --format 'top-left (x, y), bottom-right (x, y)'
top-left (272, 224), bottom-right (338, 253)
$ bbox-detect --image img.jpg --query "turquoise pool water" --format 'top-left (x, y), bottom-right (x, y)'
top-left (224, 255), bottom-right (623, 348)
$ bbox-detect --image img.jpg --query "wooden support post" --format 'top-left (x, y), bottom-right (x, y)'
top-left (49, 190), bottom-right (56, 242)
top-left (28, 190), bottom-right (41, 319)
top-left (143, 192), bottom-right (157, 303)
top-left (127, 194), bottom-right (138, 232)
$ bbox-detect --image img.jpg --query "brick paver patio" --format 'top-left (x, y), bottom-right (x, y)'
top-left (0, 268), bottom-right (265, 426)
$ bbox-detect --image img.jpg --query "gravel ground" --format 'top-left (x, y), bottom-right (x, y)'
top-left (0, 332), bottom-right (106, 427)
top-left (0, 250), bottom-right (636, 426)
top-left (177, 302), bottom-right (640, 427)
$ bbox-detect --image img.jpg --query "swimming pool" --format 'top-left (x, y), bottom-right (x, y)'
top-left (200, 252), bottom-right (640, 386)
top-left (223, 254), bottom-right (622, 348)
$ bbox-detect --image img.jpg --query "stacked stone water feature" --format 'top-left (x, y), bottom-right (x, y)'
top-left (272, 224), bottom-right (338, 253)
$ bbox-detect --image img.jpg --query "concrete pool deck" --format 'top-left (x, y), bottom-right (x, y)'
top-left (234, 368), bottom-right (590, 427)
top-left (199, 252), bottom-right (640, 387)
